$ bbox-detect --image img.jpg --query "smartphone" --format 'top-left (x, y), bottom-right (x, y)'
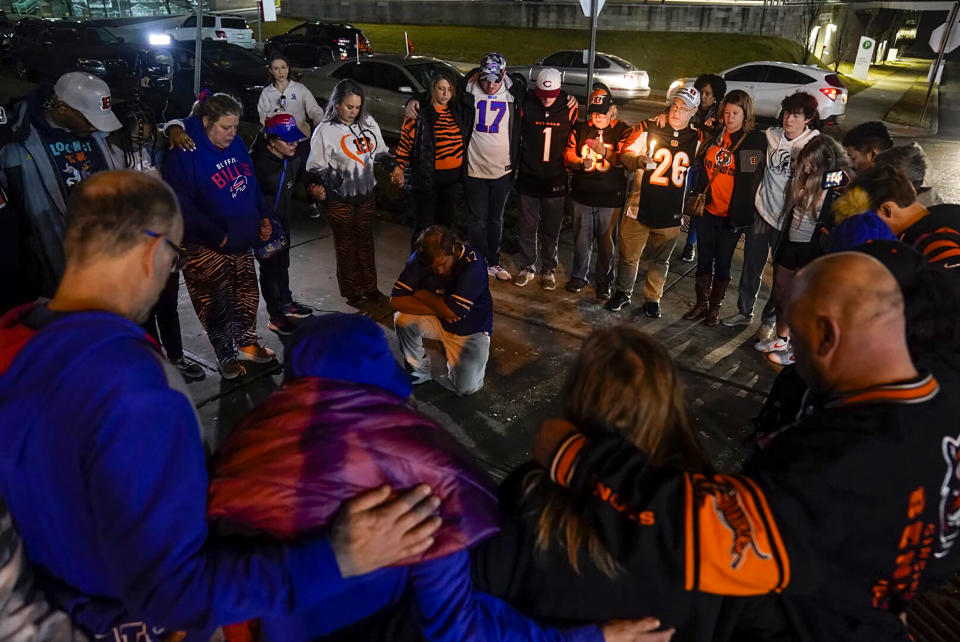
top-left (822, 170), bottom-right (849, 190)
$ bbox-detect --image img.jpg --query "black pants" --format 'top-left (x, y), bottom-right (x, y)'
top-left (144, 273), bottom-right (184, 361)
top-left (412, 168), bottom-right (461, 247)
top-left (258, 214), bottom-right (293, 318)
top-left (694, 213), bottom-right (740, 281)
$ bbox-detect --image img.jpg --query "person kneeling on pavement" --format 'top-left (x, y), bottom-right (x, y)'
top-left (391, 225), bottom-right (492, 396)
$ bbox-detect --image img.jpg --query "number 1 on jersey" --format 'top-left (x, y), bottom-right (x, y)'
top-left (542, 126), bottom-right (553, 163)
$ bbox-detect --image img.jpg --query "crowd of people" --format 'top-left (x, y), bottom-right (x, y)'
top-left (1, 45), bottom-right (960, 642)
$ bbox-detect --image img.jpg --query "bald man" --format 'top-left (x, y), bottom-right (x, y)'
top-left (531, 252), bottom-right (960, 641)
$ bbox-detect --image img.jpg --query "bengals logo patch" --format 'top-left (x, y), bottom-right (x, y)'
top-left (100, 95), bottom-right (111, 111)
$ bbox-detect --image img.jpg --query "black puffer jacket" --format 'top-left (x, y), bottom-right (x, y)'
top-left (405, 90), bottom-right (469, 194)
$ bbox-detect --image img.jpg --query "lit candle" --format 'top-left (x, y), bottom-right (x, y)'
top-left (646, 137), bottom-right (657, 169)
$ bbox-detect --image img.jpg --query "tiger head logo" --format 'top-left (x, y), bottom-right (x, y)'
top-left (695, 478), bottom-right (772, 569)
top-left (935, 435), bottom-right (960, 558)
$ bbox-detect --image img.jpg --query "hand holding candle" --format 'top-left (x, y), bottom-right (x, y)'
top-left (644, 138), bottom-right (658, 169)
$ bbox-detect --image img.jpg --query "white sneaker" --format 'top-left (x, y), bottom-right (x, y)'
top-left (754, 336), bottom-right (790, 353)
top-left (410, 370), bottom-right (432, 385)
top-left (766, 348), bottom-right (795, 365)
top-left (754, 319), bottom-right (777, 342)
top-left (513, 268), bottom-right (535, 287)
top-left (721, 312), bottom-right (753, 327)
top-left (488, 264), bottom-right (512, 281)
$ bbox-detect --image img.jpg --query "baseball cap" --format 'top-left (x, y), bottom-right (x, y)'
top-left (674, 86), bottom-right (701, 110)
top-left (587, 88), bottom-right (613, 114)
top-left (265, 113), bottom-right (306, 144)
top-left (53, 72), bottom-right (121, 132)
top-left (479, 52), bottom-right (507, 84)
top-left (535, 68), bottom-right (562, 99)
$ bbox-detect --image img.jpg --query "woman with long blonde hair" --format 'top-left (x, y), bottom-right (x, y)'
top-left (473, 325), bottom-right (720, 640)
top-left (762, 134), bottom-right (849, 366)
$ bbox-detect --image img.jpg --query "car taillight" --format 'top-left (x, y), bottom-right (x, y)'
top-left (336, 38), bottom-right (351, 45)
top-left (820, 87), bottom-right (838, 101)
top-left (215, 30), bottom-right (227, 39)
top-left (824, 73), bottom-right (845, 88)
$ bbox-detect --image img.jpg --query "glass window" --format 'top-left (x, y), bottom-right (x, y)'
top-left (724, 65), bottom-right (769, 83)
top-left (221, 18), bottom-right (248, 30)
top-left (52, 28), bottom-right (78, 44)
top-left (333, 61), bottom-right (375, 86)
top-left (202, 16), bottom-right (216, 28)
top-left (181, 16), bottom-right (196, 28)
top-left (289, 24), bottom-right (309, 36)
top-left (203, 45), bottom-right (265, 71)
top-left (79, 27), bottom-right (121, 44)
top-left (766, 66), bottom-right (814, 85)
top-left (542, 51), bottom-right (573, 68)
top-left (604, 54), bottom-right (637, 71)
top-left (594, 55), bottom-right (611, 70)
top-left (569, 53), bottom-right (608, 70)
top-left (404, 62), bottom-right (463, 91)
top-left (366, 62), bottom-right (409, 92)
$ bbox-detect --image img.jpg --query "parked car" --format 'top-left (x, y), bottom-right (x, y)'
top-left (162, 40), bottom-right (268, 122)
top-left (666, 61), bottom-right (848, 123)
top-left (508, 50), bottom-right (650, 102)
top-left (299, 54), bottom-right (463, 137)
top-left (166, 14), bottom-right (255, 50)
top-left (12, 18), bottom-right (141, 88)
top-left (264, 21), bottom-right (373, 69)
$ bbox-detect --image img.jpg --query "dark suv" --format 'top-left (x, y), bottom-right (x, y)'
top-left (12, 18), bottom-right (140, 87)
top-left (264, 21), bottom-right (372, 69)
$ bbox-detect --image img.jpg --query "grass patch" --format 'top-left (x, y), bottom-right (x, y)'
top-left (885, 80), bottom-right (937, 129)
top-left (254, 17), bottom-right (873, 94)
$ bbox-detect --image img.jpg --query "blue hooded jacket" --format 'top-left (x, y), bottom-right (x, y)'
top-left (162, 115), bottom-right (268, 253)
top-left (0, 306), bottom-right (343, 640)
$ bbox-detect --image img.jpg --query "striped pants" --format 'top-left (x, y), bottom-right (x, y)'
top-left (326, 198), bottom-right (378, 299)
top-left (183, 244), bottom-right (259, 363)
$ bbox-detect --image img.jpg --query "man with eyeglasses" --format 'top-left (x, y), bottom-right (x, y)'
top-left (606, 87), bottom-right (705, 318)
top-left (0, 72), bottom-right (123, 311)
top-left (0, 170), bottom-right (443, 641)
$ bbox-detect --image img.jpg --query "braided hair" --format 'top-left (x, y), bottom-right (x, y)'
top-left (110, 101), bottom-right (158, 171)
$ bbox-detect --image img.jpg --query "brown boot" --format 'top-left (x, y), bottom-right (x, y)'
top-left (683, 274), bottom-right (713, 320)
top-left (704, 278), bottom-right (731, 326)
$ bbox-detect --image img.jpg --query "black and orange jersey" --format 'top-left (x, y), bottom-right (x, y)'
top-left (563, 118), bottom-right (632, 208)
top-left (516, 90), bottom-right (578, 197)
top-left (900, 204), bottom-right (960, 276)
top-left (621, 120), bottom-right (705, 228)
top-left (543, 371), bottom-right (960, 640)
top-left (395, 104), bottom-right (464, 173)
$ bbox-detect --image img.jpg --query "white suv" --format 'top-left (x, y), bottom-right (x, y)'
top-left (167, 14), bottom-right (255, 50)
top-left (668, 61), bottom-right (848, 124)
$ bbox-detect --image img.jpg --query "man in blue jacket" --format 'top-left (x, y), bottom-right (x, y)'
top-left (0, 170), bottom-right (443, 641)
top-left (0, 72), bottom-right (123, 310)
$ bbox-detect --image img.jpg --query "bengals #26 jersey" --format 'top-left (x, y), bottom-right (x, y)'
top-left (623, 121), bottom-right (704, 228)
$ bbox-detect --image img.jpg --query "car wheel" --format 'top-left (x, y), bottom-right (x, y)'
top-left (14, 57), bottom-right (32, 81)
top-left (317, 49), bottom-right (333, 67)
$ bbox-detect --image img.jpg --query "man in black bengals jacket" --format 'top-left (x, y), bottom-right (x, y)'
top-left (535, 252), bottom-right (960, 641)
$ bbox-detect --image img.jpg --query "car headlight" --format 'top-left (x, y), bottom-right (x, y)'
top-left (148, 33), bottom-right (171, 46)
top-left (76, 58), bottom-right (107, 76)
top-left (244, 85), bottom-right (265, 92)
top-left (667, 78), bottom-right (685, 94)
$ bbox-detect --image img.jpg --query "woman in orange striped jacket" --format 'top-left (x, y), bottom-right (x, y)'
top-left (391, 69), bottom-right (468, 248)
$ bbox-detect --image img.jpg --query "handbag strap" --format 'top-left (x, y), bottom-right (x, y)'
top-left (703, 130), bottom-right (747, 190)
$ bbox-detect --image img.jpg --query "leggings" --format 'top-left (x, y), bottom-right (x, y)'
top-left (326, 198), bottom-right (378, 299)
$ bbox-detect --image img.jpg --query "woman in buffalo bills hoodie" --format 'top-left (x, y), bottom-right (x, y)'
top-left (163, 93), bottom-right (275, 380)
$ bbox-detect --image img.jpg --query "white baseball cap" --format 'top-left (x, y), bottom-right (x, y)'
top-left (535, 68), bottom-right (562, 99)
top-left (674, 86), bottom-right (701, 110)
top-left (53, 72), bottom-right (122, 132)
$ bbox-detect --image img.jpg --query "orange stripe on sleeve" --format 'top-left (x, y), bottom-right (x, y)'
top-left (840, 377), bottom-right (940, 406)
top-left (928, 247), bottom-right (960, 262)
top-left (550, 433), bottom-right (586, 487)
top-left (684, 473), bottom-right (696, 591)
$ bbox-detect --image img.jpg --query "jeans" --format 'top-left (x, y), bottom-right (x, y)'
top-left (737, 216), bottom-right (783, 317)
top-left (693, 214), bottom-right (740, 281)
top-left (615, 217), bottom-right (681, 302)
top-left (685, 226), bottom-right (698, 247)
top-left (258, 214), bottom-right (293, 318)
top-left (516, 192), bottom-right (565, 273)
top-left (464, 174), bottom-right (514, 266)
top-left (571, 202), bottom-right (618, 286)
top-left (394, 312), bottom-right (490, 396)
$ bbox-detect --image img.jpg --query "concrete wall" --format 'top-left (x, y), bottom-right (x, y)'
top-left (283, 0), bottom-right (807, 38)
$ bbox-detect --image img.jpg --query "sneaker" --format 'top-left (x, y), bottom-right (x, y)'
top-left (219, 359), bottom-right (246, 380)
top-left (766, 348), bottom-right (795, 366)
top-left (754, 319), bottom-right (777, 342)
top-left (513, 268), bottom-right (536, 287)
top-left (721, 312), bottom-right (754, 327)
top-left (642, 301), bottom-right (662, 318)
top-left (605, 291), bottom-right (631, 311)
top-left (410, 370), bottom-right (432, 385)
top-left (268, 315), bottom-right (298, 336)
top-left (596, 284), bottom-right (612, 301)
top-left (565, 278), bottom-right (587, 293)
top-left (283, 301), bottom-right (313, 318)
top-left (754, 336), bottom-right (790, 353)
top-left (488, 265), bottom-right (512, 281)
top-left (172, 357), bottom-right (205, 382)
top-left (307, 203), bottom-right (322, 219)
top-left (540, 270), bottom-right (557, 291)
top-left (237, 342), bottom-right (277, 363)
top-left (681, 243), bottom-right (696, 263)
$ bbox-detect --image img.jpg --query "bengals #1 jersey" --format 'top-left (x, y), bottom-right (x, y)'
top-left (517, 91), bottom-right (578, 197)
top-left (623, 121), bottom-right (704, 228)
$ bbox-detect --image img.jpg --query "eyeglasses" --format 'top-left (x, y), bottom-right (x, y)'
top-left (143, 230), bottom-right (188, 273)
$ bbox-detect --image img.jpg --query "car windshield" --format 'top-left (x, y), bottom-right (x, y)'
top-left (604, 54), bottom-right (637, 70)
top-left (203, 45), bottom-right (263, 71)
top-left (404, 62), bottom-right (464, 91)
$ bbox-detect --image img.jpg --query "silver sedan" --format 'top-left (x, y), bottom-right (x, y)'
top-left (508, 50), bottom-right (650, 102)
top-left (299, 54), bottom-right (464, 137)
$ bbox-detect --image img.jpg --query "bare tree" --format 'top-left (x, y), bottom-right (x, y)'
top-left (832, 8), bottom-right (853, 72)
top-left (798, 0), bottom-right (827, 64)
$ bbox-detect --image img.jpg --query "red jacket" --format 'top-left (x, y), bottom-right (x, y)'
top-left (208, 377), bottom-right (499, 564)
